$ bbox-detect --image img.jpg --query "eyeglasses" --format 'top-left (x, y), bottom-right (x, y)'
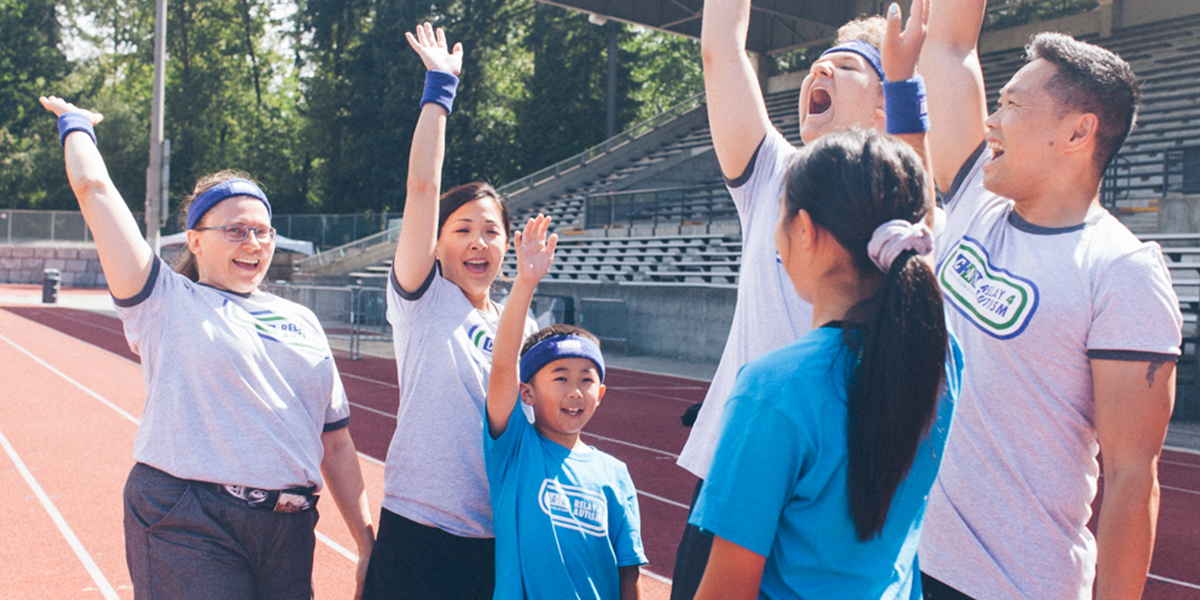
top-left (194, 225), bottom-right (276, 243)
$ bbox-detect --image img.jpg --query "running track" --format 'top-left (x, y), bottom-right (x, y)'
top-left (1, 286), bottom-right (1198, 598)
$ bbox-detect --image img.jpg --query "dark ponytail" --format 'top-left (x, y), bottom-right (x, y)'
top-left (783, 129), bottom-right (947, 541)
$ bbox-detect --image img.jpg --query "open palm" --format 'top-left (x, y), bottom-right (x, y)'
top-left (514, 214), bottom-right (557, 284)
top-left (405, 22), bottom-right (463, 76)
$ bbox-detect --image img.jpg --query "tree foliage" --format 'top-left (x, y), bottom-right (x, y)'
top-left (1, 0), bottom-right (704, 219)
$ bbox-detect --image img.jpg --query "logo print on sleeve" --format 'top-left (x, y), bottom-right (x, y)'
top-left (937, 237), bottom-right (1039, 339)
top-left (538, 479), bottom-right (608, 536)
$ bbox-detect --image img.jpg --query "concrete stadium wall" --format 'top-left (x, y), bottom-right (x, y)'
top-left (0, 245), bottom-right (107, 287)
top-left (529, 280), bottom-right (737, 364)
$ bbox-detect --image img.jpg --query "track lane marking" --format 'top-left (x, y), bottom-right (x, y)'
top-left (582, 431), bottom-right (680, 459)
top-left (0, 328), bottom-right (372, 567)
top-left (0, 331), bottom-right (140, 425)
top-left (0, 426), bottom-right (121, 600)
top-left (1148, 573), bottom-right (1200, 590)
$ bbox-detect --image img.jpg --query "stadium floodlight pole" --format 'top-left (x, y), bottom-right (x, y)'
top-left (144, 0), bottom-right (167, 255)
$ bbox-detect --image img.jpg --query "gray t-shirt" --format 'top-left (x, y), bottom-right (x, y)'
top-left (676, 129), bottom-right (814, 480)
top-left (115, 259), bottom-right (351, 491)
top-left (384, 266), bottom-right (537, 538)
top-left (920, 144), bottom-right (1182, 600)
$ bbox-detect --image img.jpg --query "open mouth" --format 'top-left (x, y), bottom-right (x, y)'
top-left (808, 88), bottom-right (832, 116)
top-left (464, 259), bottom-right (489, 274)
top-left (987, 139), bottom-right (1005, 159)
top-left (562, 408), bottom-right (583, 417)
top-left (233, 257), bottom-right (260, 270)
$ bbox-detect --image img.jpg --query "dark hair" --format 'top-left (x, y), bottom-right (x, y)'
top-left (172, 169), bottom-right (262, 282)
top-left (783, 129), bottom-right (947, 541)
top-left (1025, 32), bottom-right (1141, 172)
top-left (437, 182), bottom-right (511, 239)
top-left (519, 324), bottom-right (601, 357)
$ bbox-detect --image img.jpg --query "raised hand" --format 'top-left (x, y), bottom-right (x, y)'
top-left (882, 0), bottom-right (929, 82)
top-left (513, 214), bottom-right (558, 285)
top-left (39, 96), bottom-right (104, 124)
top-left (405, 22), bottom-right (463, 76)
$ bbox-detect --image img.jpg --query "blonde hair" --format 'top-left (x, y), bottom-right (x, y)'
top-left (835, 16), bottom-right (887, 48)
top-left (173, 169), bottom-right (263, 282)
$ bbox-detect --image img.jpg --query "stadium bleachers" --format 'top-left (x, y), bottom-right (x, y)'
top-left (316, 12), bottom-right (1200, 295)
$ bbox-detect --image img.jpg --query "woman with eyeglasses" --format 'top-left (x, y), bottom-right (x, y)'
top-left (40, 95), bottom-right (376, 599)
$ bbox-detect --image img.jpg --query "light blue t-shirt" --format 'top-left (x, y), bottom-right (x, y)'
top-left (484, 405), bottom-right (648, 600)
top-left (691, 325), bottom-right (961, 600)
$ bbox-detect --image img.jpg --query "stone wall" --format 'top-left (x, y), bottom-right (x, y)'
top-left (0, 245), bottom-right (107, 287)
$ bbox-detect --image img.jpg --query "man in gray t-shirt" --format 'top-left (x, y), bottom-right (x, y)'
top-left (918, 1), bottom-right (1182, 598)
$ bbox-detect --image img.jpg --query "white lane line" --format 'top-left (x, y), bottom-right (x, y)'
top-left (1162, 484), bottom-right (1200, 496)
top-left (582, 431), bottom-right (680, 459)
top-left (45, 309), bottom-right (127, 336)
top-left (609, 386), bottom-right (707, 391)
top-left (349, 401), bottom-right (397, 420)
top-left (1163, 445), bottom-right (1200, 457)
top-left (1, 330), bottom-right (368, 564)
top-left (342, 372), bottom-right (399, 389)
top-left (638, 489), bottom-right (689, 510)
top-left (0, 331), bottom-right (139, 425)
top-left (640, 568), bottom-right (672, 585)
top-left (316, 530), bottom-right (358, 562)
top-left (1148, 573), bottom-right (1200, 590)
top-left (0, 427), bottom-right (121, 600)
top-left (1160, 459), bottom-right (1200, 469)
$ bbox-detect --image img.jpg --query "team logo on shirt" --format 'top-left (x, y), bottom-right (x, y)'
top-left (539, 479), bottom-right (608, 537)
top-left (467, 323), bottom-right (495, 363)
top-left (938, 237), bottom-right (1039, 339)
top-left (224, 302), bottom-right (329, 357)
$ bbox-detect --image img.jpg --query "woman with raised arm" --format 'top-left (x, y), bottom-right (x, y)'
top-left (40, 95), bottom-right (375, 599)
top-left (361, 23), bottom-right (536, 600)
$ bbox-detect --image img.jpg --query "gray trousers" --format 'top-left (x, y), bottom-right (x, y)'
top-left (123, 463), bottom-right (319, 600)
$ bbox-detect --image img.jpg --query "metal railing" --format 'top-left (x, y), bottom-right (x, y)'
top-left (265, 283), bottom-right (391, 360)
top-left (583, 183), bottom-right (735, 230)
top-left (0, 209), bottom-right (394, 250)
top-left (1101, 156), bottom-right (1132, 208)
top-left (294, 225), bottom-right (402, 272)
top-left (1164, 146), bottom-right (1200, 197)
top-left (497, 92), bottom-right (706, 200)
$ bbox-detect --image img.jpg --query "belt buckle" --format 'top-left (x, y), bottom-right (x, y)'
top-left (274, 492), bottom-right (308, 513)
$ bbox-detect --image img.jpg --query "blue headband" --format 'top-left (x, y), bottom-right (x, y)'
top-left (519, 334), bottom-right (606, 384)
top-left (820, 40), bottom-right (887, 83)
top-left (186, 179), bottom-right (272, 230)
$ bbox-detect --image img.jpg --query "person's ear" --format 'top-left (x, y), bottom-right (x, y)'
top-left (793, 209), bottom-right (818, 251)
top-left (1064, 112), bottom-right (1098, 154)
top-left (596, 383), bottom-right (606, 406)
top-left (186, 229), bottom-right (203, 256)
top-left (519, 382), bottom-right (535, 405)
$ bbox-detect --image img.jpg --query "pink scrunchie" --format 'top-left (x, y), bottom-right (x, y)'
top-left (867, 219), bottom-right (933, 272)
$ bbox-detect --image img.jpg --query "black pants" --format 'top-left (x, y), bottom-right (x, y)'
top-left (670, 479), bottom-right (714, 600)
top-left (922, 572), bottom-right (978, 600)
top-left (362, 508), bottom-right (495, 600)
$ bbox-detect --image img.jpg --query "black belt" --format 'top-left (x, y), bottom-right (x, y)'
top-left (216, 483), bottom-right (319, 513)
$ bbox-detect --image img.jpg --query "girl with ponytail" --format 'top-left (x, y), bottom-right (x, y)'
top-left (689, 127), bottom-right (962, 600)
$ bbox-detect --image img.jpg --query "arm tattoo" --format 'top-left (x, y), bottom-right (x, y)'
top-left (1146, 361), bottom-right (1166, 388)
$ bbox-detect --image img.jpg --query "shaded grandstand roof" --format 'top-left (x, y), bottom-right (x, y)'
top-left (535, 0), bottom-right (882, 54)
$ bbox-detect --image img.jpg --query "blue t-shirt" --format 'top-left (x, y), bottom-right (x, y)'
top-left (485, 405), bottom-right (648, 600)
top-left (691, 325), bottom-right (962, 600)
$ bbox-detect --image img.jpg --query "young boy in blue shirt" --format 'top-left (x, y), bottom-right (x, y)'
top-left (485, 214), bottom-right (647, 600)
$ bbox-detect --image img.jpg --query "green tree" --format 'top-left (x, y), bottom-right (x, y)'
top-left (0, 0), bottom-right (73, 209)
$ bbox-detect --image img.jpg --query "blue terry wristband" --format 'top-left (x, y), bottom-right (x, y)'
top-left (58, 112), bottom-right (97, 147)
top-left (884, 76), bottom-right (930, 135)
top-left (421, 70), bottom-right (459, 115)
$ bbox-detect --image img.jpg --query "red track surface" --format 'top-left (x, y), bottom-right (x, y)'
top-left (2, 285), bottom-right (1198, 598)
